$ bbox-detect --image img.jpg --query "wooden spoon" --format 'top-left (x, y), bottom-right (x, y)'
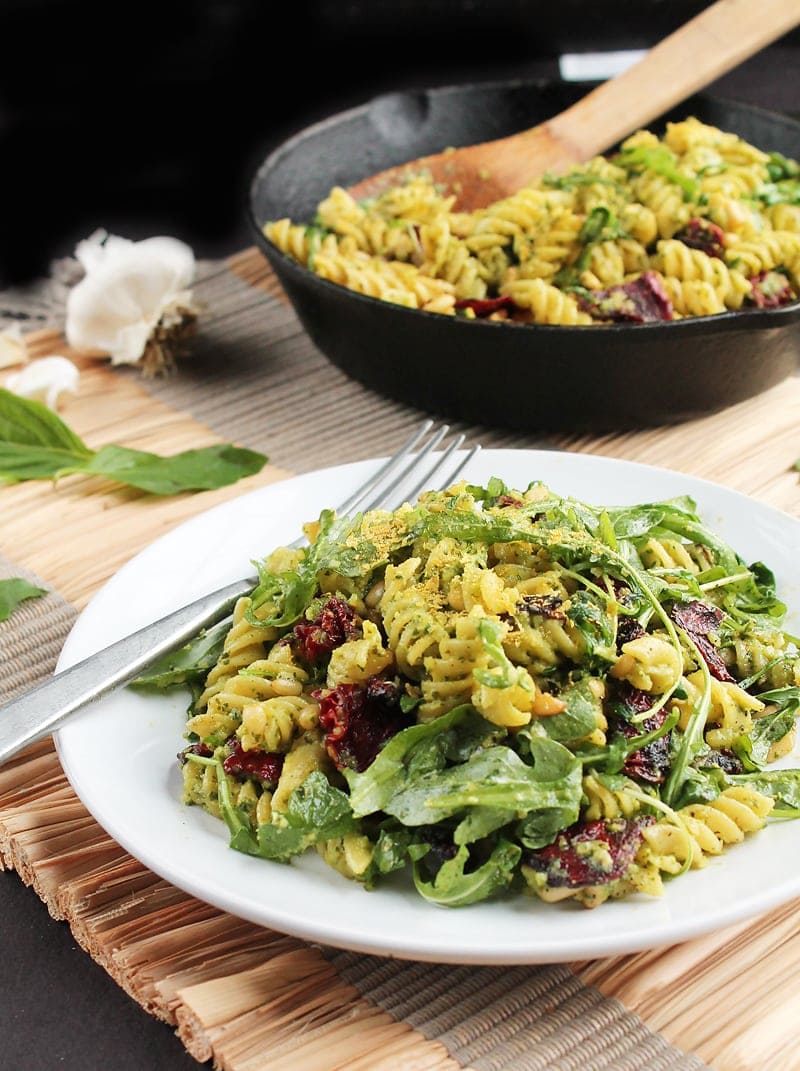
top-left (349, 0), bottom-right (800, 210)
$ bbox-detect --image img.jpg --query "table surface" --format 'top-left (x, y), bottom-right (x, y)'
top-left (2, 49), bottom-right (800, 1071)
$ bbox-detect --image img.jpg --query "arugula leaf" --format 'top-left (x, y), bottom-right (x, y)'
top-left (733, 686), bottom-right (800, 771)
top-left (465, 476), bottom-right (511, 505)
top-left (542, 171), bottom-right (622, 192)
top-left (412, 839), bottom-right (521, 907)
top-left (343, 705), bottom-right (479, 817)
top-left (246, 507), bottom-right (397, 628)
top-left (257, 771), bottom-right (356, 861)
top-left (565, 591), bottom-right (616, 667)
top-left (669, 760), bottom-right (731, 810)
top-left (730, 769), bottom-right (800, 816)
top-left (129, 617), bottom-right (230, 689)
top-left (766, 152), bottom-right (800, 182)
top-left (0, 389), bottom-right (267, 494)
top-left (536, 678), bottom-right (602, 743)
top-left (614, 144), bottom-right (699, 200)
top-left (475, 618), bottom-right (534, 690)
top-left (383, 741), bottom-right (582, 829)
top-left (576, 709), bottom-right (679, 774)
top-left (0, 577), bottom-right (47, 622)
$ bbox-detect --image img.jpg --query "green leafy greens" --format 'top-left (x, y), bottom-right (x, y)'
top-left (0, 577), bottom-right (47, 622)
top-left (0, 389), bottom-right (267, 494)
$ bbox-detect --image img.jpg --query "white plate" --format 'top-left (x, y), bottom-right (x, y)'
top-left (55, 449), bottom-right (800, 965)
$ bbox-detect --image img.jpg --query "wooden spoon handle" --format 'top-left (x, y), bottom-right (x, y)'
top-left (539, 0), bottom-right (799, 159)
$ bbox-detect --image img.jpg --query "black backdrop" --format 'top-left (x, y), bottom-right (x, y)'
top-left (2, 0), bottom-right (798, 288)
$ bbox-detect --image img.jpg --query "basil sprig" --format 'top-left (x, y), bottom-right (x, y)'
top-left (0, 577), bottom-right (47, 622)
top-left (0, 389), bottom-right (267, 495)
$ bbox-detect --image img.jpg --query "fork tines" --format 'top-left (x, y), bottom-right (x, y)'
top-left (346, 421), bottom-right (480, 517)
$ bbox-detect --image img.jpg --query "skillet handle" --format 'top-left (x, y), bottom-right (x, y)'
top-left (542, 0), bottom-right (800, 160)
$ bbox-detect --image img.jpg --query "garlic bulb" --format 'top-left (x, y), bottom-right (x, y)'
top-left (5, 356), bottom-right (80, 410)
top-left (65, 230), bottom-right (200, 374)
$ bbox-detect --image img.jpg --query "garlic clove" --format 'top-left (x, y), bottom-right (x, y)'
top-left (0, 324), bottom-right (29, 369)
top-left (5, 356), bottom-right (80, 410)
top-left (65, 230), bottom-right (199, 371)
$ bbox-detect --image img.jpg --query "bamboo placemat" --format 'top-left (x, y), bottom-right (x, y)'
top-left (2, 249), bottom-right (800, 1070)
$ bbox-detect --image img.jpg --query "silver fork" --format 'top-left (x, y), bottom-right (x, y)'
top-left (0, 421), bottom-right (480, 765)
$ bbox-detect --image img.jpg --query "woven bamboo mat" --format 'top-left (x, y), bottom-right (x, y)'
top-left (2, 249), bottom-right (800, 1070)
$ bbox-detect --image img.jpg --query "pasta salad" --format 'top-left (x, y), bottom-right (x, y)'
top-left (264, 117), bottom-right (800, 325)
top-left (138, 478), bottom-right (800, 909)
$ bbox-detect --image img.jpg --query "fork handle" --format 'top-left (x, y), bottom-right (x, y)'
top-left (0, 576), bottom-right (255, 766)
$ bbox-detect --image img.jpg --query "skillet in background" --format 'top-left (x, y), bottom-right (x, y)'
top-left (250, 81), bottom-right (800, 432)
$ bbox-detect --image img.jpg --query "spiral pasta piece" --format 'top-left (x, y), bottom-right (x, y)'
top-left (642, 786), bottom-right (774, 872)
top-left (673, 671), bottom-right (765, 749)
top-left (581, 774), bottom-right (642, 821)
top-left (380, 558), bottom-right (449, 677)
top-left (418, 218), bottom-right (488, 299)
top-left (237, 694), bottom-right (319, 753)
top-left (500, 278), bottom-right (592, 325)
top-left (420, 608), bottom-right (491, 719)
top-left (271, 734), bottom-right (327, 812)
top-left (317, 833), bottom-right (374, 879)
top-left (654, 239), bottom-right (752, 309)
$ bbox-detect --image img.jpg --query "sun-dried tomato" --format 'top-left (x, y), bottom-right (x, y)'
top-left (523, 817), bottom-right (653, 887)
top-left (454, 295), bottom-right (516, 317)
top-left (576, 271), bottom-right (674, 323)
top-left (702, 748), bottom-right (744, 775)
top-left (670, 600), bottom-right (734, 682)
top-left (749, 270), bottom-right (797, 308)
top-left (675, 218), bottom-right (726, 259)
top-left (616, 615), bottom-right (646, 648)
top-left (222, 739), bottom-right (284, 784)
top-left (315, 676), bottom-right (411, 771)
top-left (417, 826), bottom-right (459, 878)
top-left (292, 597), bottom-right (361, 664)
top-left (520, 594), bottom-right (566, 619)
top-left (606, 680), bottom-right (671, 783)
top-left (177, 742), bottom-right (213, 765)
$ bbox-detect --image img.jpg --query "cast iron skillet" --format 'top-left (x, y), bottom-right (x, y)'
top-left (249, 80), bottom-right (800, 432)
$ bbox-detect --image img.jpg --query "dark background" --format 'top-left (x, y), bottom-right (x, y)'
top-left (2, 0), bottom-right (799, 288)
top-left (1, 3), bottom-right (799, 1068)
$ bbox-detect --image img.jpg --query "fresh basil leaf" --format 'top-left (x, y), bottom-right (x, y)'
top-left (0, 577), bottom-right (47, 621)
top-left (0, 388), bottom-right (90, 454)
top-left (413, 839), bottom-right (521, 906)
top-left (0, 442), bottom-right (93, 482)
top-left (0, 389), bottom-right (267, 494)
top-left (0, 387), bottom-right (93, 481)
top-left (83, 443), bottom-right (267, 494)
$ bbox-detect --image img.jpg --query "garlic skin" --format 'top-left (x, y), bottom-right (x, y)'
top-left (5, 356), bottom-right (80, 410)
top-left (0, 324), bottom-right (28, 369)
top-left (65, 230), bottom-right (199, 372)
